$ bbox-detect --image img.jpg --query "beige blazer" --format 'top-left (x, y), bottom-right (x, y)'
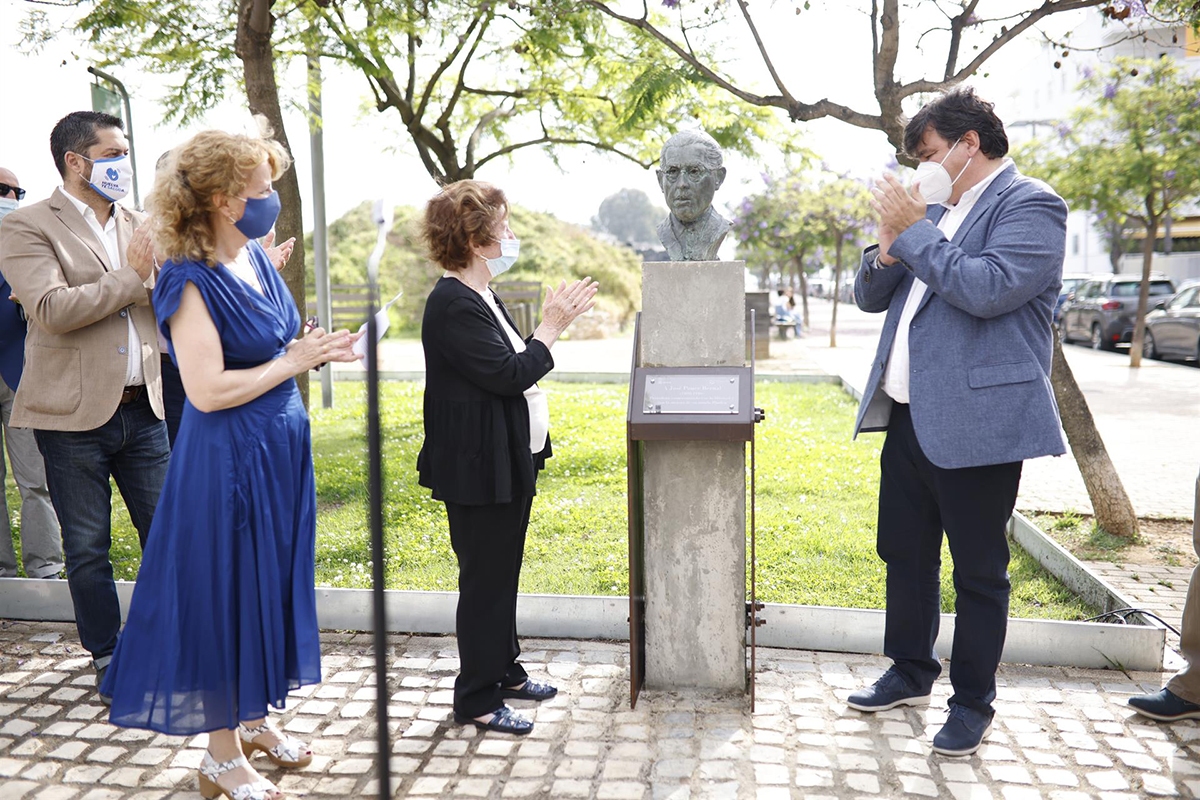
top-left (0, 188), bottom-right (163, 431)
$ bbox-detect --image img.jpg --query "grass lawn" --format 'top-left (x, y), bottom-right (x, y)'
top-left (7, 381), bottom-right (1093, 620)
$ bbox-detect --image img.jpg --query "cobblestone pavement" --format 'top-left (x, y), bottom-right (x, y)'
top-left (1, 620), bottom-right (1198, 799)
top-left (1083, 560), bottom-right (1194, 650)
top-left (798, 298), bottom-right (1200, 521)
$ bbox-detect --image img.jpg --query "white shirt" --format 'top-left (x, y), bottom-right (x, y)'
top-left (481, 288), bottom-right (550, 453)
top-left (880, 159), bottom-right (1012, 404)
top-left (59, 188), bottom-right (144, 386)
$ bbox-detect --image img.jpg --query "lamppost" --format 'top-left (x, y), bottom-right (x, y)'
top-left (366, 199), bottom-right (392, 800)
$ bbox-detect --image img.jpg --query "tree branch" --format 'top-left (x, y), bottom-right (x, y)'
top-left (733, 0), bottom-right (795, 106)
top-left (415, 8), bottom-right (487, 124)
top-left (900, 0), bottom-right (1107, 97)
top-left (944, 0), bottom-right (981, 79)
top-left (437, 11), bottom-right (491, 131)
top-left (475, 135), bottom-right (656, 172)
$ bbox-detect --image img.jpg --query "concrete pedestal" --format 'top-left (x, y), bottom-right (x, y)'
top-left (639, 261), bottom-right (747, 690)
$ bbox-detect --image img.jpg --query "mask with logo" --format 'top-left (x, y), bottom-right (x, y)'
top-left (234, 190), bottom-right (281, 240)
top-left (77, 153), bottom-right (134, 203)
top-left (483, 238), bottom-right (520, 278)
top-left (912, 138), bottom-right (971, 206)
top-left (0, 198), bottom-right (17, 225)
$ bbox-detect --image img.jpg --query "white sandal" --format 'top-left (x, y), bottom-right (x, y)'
top-left (238, 720), bottom-right (313, 768)
top-left (198, 750), bottom-right (280, 800)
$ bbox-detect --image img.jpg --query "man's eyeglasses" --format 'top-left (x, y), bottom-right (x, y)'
top-left (0, 183), bottom-right (25, 201)
top-left (661, 166), bottom-right (713, 184)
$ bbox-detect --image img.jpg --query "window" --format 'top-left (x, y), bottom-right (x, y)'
top-left (1169, 288), bottom-right (1196, 310)
top-left (1188, 289), bottom-right (1200, 309)
top-left (1110, 281), bottom-right (1175, 297)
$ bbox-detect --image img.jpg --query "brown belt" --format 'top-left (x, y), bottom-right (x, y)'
top-left (119, 385), bottom-right (144, 405)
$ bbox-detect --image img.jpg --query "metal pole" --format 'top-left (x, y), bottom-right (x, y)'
top-left (307, 46), bottom-right (334, 408)
top-left (367, 201), bottom-right (392, 800)
top-left (86, 67), bottom-right (139, 209)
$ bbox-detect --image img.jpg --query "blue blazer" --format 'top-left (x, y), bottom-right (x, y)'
top-left (852, 162), bottom-right (1068, 469)
top-left (0, 274), bottom-right (24, 391)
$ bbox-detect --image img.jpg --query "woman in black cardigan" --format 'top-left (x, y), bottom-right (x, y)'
top-left (417, 180), bottom-right (598, 735)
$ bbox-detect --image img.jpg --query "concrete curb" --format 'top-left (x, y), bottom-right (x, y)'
top-left (0, 579), bottom-right (1164, 672)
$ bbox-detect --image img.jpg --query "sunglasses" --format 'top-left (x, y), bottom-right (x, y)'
top-left (0, 183), bottom-right (25, 201)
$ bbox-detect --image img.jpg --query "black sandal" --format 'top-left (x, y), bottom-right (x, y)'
top-left (500, 679), bottom-right (559, 701)
top-left (453, 705), bottom-right (533, 735)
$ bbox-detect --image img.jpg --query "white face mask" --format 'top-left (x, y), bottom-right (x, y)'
top-left (483, 238), bottom-right (520, 278)
top-left (77, 153), bottom-right (134, 203)
top-left (912, 138), bottom-right (971, 206)
top-left (0, 197), bottom-right (17, 225)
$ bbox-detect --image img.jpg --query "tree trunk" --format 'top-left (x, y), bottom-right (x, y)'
top-left (236, 0), bottom-right (309, 405)
top-left (1050, 337), bottom-right (1139, 538)
top-left (795, 257), bottom-right (810, 330)
top-left (830, 238), bottom-right (843, 348)
top-left (1128, 218), bottom-right (1157, 369)
top-left (1108, 219), bottom-right (1125, 274)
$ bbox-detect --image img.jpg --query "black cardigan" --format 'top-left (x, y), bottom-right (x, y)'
top-left (417, 277), bottom-right (554, 506)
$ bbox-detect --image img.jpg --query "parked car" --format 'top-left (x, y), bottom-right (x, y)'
top-left (1143, 279), bottom-right (1200, 362)
top-left (1053, 273), bottom-right (1095, 326)
top-left (1059, 274), bottom-right (1176, 351)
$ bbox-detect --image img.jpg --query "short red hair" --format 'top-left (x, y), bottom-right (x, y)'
top-left (421, 180), bottom-right (508, 272)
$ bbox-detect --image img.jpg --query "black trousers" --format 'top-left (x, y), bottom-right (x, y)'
top-left (878, 403), bottom-right (1022, 715)
top-left (160, 354), bottom-right (187, 448)
top-left (444, 494), bottom-right (534, 717)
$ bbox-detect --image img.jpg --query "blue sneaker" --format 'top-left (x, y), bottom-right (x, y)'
top-left (932, 703), bottom-right (994, 756)
top-left (1128, 688), bottom-right (1200, 722)
top-left (846, 667), bottom-right (931, 712)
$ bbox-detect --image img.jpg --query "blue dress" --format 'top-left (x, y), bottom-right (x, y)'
top-left (102, 241), bottom-right (321, 735)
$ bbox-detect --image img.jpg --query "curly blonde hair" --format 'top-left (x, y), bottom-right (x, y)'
top-left (147, 129), bottom-right (291, 266)
top-left (420, 180), bottom-right (508, 272)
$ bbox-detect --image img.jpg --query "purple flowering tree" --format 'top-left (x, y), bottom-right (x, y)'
top-left (1021, 56), bottom-right (1200, 368)
top-left (574, 1), bottom-right (1199, 158)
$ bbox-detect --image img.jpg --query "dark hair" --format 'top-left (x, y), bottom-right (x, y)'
top-left (903, 87), bottom-right (1008, 160)
top-left (50, 111), bottom-right (124, 178)
top-left (421, 180), bottom-right (508, 272)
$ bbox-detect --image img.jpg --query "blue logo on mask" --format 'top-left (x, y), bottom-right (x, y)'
top-left (106, 168), bottom-right (119, 181)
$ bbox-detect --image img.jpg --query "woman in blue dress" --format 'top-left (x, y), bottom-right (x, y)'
top-left (101, 129), bottom-right (360, 800)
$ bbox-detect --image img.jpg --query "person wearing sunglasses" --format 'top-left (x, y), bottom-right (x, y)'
top-left (0, 166), bottom-right (63, 582)
top-left (0, 112), bottom-right (169, 707)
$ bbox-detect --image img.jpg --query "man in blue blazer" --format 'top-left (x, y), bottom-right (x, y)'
top-left (0, 166), bottom-right (63, 580)
top-left (846, 88), bottom-right (1067, 756)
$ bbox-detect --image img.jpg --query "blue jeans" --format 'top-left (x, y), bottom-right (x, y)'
top-left (35, 393), bottom-right (170, 668)
top-left (160, 354), bottom-right (186, 448)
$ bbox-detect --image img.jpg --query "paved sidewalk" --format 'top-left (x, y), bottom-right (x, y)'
top-left (0, 620), bottom-right (1196, 799)
top-left (1083, 560), bottom-right (1194, 649)
top-left (797, 298), bottom-right (1200, 521)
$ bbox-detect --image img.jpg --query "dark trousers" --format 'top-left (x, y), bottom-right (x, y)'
top-left (160, 354), bottom-right (186, 448)
top-left (878, 403), bottom-right (1022, 715)
top-left (35, 393), bottom-right (171, 668)
top-left (444, 495), bottom-right (534, 718)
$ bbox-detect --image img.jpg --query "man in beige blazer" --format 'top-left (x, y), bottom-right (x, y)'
top-left (0, 112), bottom-right (170, 704)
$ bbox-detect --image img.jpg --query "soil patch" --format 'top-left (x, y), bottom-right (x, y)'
top-left (1027, 512), bottom-right (1195, 568)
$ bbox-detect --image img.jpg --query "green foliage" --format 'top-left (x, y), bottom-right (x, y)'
top-left (307, 202), bottom-right (642, 334)
top-left (1017, 57), bottom-right (1200, 231)
top-left (592, 188), bottom-right (665, 245)
top-left (732, 171), bottom-right (875, 283)
top-left (27, 0), bottom-right (783, 181)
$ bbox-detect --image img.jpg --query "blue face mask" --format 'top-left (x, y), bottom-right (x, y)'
top-left (234, 190), bottom-right (281, 239)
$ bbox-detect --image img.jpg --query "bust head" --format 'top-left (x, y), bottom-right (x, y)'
top-left (657, 130), bottom-right (726, 224)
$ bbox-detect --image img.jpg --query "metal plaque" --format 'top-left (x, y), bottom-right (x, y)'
top-left (643, 374), bottom-right (739, 415)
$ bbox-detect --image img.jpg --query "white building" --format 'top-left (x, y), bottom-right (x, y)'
top-left (988, 12), bottom-right (1200, 281)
